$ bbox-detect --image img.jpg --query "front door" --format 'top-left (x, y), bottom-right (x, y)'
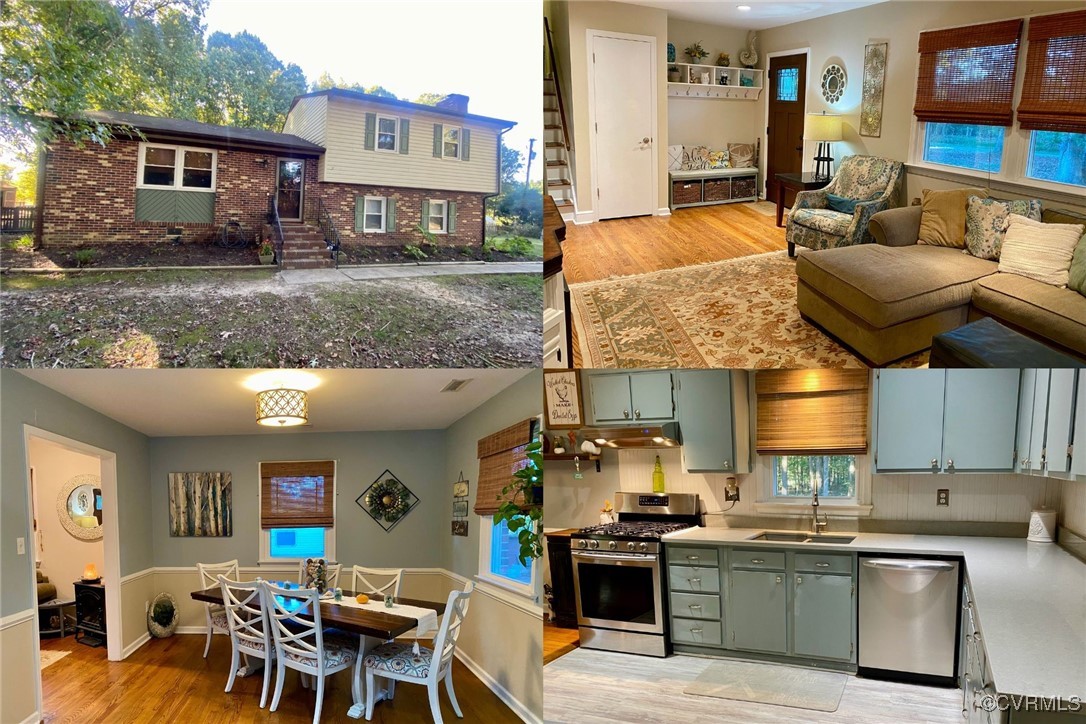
top-left (766, 53), bottom-right (807, 203)
top-left (276, 159), bottom-right (304, 220)
top-left (591, 33), bottom-right (656, 220)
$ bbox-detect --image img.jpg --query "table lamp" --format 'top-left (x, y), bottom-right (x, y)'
top-left (804, 112), bottom-right (843, 181)
top-left (82, 563), bottom-right (100, 582)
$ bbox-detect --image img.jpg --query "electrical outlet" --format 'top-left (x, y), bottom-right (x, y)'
top-left (724, 478), bottom-right (740, 502)
top-left (16, 537), bottom-right (25, 555)
top-left (937, 489), bottom-right (950, 506)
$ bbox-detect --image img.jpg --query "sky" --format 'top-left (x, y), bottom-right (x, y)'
top-left (204, 0), bottom-right (543, 180)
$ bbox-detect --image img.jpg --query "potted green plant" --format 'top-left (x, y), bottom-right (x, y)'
top-left (668, 65), bottom-right (681, 82)
top-left (258, 240), bottom-right (275, 265)
top-left (684, 41), bottom-right (708, 64)
top-left (492, 436), bottom-right (543, 566)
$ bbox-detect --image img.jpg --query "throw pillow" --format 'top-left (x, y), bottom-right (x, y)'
top-left (826, 193), bottom-right (859, 214)
top-left (1069, 233), bottom-right (1086, 297)
top-left (709, 148), bottom-right (730, 169)
top-left (668, 144), bottom-right (684, 172)
top-left (682, 145), bottom-right (711, 171)
top-left (727, 143), bottom-right (754, 168)
top-left (964, 196), bottom-right (1044, 260)
top-left (918, 187), bottom-right (989, 248)
top-left (998, 215), bottom-right (1084, 287)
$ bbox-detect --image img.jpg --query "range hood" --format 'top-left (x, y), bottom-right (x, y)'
top-left (583, 422), bottom-right (681, 449)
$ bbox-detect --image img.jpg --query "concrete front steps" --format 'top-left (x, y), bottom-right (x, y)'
top-left (279, 223), bottom-right (334, 270)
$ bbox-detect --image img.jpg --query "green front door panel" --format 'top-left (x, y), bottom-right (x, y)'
top-left (629, 371), bottom-right (674, 422)
top-left (793, 573), bottom-right (853, 661)
top-left (135, 188), bottom-right (215, 223)
top-left (729, 569), bottom-right (787, 654)
top-left (876, 370), bottom-right (946, 471)
top-left (677, 371), bottom-right (735, 472)
top-left (588, 374), bottom-right (633, 423)
top-left (942, 370), bottom-right (1020, 472)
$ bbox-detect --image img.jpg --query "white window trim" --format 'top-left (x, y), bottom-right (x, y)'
top-left (136, 141), bottom-right (217, 192)
top-left (375, 114), bottom-right (400, 153)
top-left (257, 460), bottom-right (337, 566)
top-left (477, 514), bottom-right (538, 600)
top-left (428, 199), bottom-right (448, 234)
top-left (751, 454), bottom-right (873, 517)
top-left (362, 195), bottom-right (386, 233)
top-left (442, 126), bottom-right (461, 160)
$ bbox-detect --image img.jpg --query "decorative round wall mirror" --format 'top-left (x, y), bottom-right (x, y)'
top-left (822, 64), bottom-right (846, 103)
top-left (57, 473), bottom-right (104, 541)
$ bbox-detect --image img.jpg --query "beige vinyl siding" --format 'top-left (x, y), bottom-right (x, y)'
top-left (282, 95), bottom-right (327, 147)
top-left (320, 97), bottom-right (499, 194)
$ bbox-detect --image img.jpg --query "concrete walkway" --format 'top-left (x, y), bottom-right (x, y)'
top-left (278, 261), bottom-right (542, 284)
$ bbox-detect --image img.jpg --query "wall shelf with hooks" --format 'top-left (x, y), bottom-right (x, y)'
top-left (667, 63), bottom-right (763, 101)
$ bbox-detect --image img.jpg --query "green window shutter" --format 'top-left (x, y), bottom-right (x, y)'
top-left (433, 123), bottom-right (443, 157)
top-left (448, 201), bottom-right (457, 233)
top-left (386, 198), bottom-right (396, 232)
top-left (421, 200), bottom-right (430, 229)
top-left (399, 118), bottom-right (410, 154)
top-left (355, 196), bottom-right (365, 232)
top-left (364, 112), bottom-right (376, 151)
top-left (461, 129), bottom-right (470, 161)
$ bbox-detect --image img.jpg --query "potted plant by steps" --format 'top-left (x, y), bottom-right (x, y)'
top-left (492, 436), bottom-right (543, 566)
top-left (668, 65), bottom-right (681, 82)
top-left (147, 592), bottom-right (179, 638)
top-left (258, 240), bottom-right (275, 265)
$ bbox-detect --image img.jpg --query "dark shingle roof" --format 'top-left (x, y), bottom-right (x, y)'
top-left (81, 110), bottom-right (325, 154)
top-left (290, 89), bottom-right (517, 129)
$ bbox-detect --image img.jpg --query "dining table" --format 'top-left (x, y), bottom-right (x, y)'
top-left (191, 584), bottom-right (446, 719)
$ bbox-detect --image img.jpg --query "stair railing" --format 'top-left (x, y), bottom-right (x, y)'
top-left (267, 194), bottom-right (285, 269)
top-left (317, 197), bottom-right (341, 269)
top-left (544, 16), bottom-right (572, 152)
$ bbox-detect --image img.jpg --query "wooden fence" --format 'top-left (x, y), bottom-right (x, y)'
top-left (1, 206), bottom-right (36, 233)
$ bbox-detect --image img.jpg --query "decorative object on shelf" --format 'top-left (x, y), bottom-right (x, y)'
top-left (739, 31), bottom-right (758, 68)
top-left (599, 500), bottom-right (615, 525)
top-left (667, 42), bottom-right (676, 63)
top-left (168, 472), bottom-right (232, 537)
top-left (57, 474), bottom-right (103, 541)
top-left (668, 65), bottom-right (680, 82)
top-left (860, 42), bottom-right (888, 137)
top-left (81, 563), bottom-right (101, 584)
top-left (357, 470), bottom-right (419, 532)
top-left (684, 41), bottom-right (709, 64)
top-left (147, 592), bottom-right (179, 638)
top-left (543, 369), bottom-right (584, 428)
top-left (700, 71), bottom-right (711, 84)
top-left (717, 52), bottom-right (731, 67)
top-left (255, 386), bottom-right (308, 427)
top-left (821, 63), bottom-right (846, 103)
top-left (691, 73), bottom-right (702, 84)
top-left (804, 111), bottom-right (843, 181)
top-left (740, 73), bottom-right (755, 87)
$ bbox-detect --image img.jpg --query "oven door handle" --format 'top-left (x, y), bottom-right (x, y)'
top-left (571, 551), bottom-right (657, 562)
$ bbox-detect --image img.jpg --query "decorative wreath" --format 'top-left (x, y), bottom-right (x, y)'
top-left (366, 478), bottom-right (412, 522)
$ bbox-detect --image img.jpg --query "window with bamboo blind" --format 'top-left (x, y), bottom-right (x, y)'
top-left (755, 370), bottom-right (870, 456)
top-left (1017, 9), bottom-right (1086, 133)
top-left (474, 419), bottom-right (535, 516)
top-left (260, 460), bottom-right (335, 528)
top-left (913, 19), bottom-right (1023, 126)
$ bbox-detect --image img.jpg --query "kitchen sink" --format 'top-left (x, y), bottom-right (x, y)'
top-left (749, 532), bottom-right (856, 545)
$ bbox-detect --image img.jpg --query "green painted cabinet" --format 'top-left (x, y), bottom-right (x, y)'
top-left (793, 573), bottom-right (853, 661)
top-left (728, 569), bottom-right (788, 654)
top-left (587, 371), bottom-right (674, 424)
top-left (667, 545), bottom-right (725, 650)
top-left (875, 370), bottom-right (946, 471)
top-left (1017, 369), bottom-right (1077, 475)
top-left (676, 370), bottom-right (751, 473)
top-left (1072, 379), bottom-right (1086, 477)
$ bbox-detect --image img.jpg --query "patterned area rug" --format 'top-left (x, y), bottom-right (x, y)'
top-left (40, 649), bottom-right (71, 670)
top-left (570, 251), bottom-right (929, 368)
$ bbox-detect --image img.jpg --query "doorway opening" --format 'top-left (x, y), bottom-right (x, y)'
top-left (764, 50), bottom-right (809, 204)
top-left (276, 159), bottom-right (305, 220)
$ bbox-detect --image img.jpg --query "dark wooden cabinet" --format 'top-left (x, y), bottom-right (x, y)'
top-left (74, 581), bottom-right (106, 647)
top-left (546, 529), bottom-right (578, 628)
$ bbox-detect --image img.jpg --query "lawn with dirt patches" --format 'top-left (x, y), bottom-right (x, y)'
top-left (1, 241), bottom-right (261, 269)
top-left (1, 270), bottom-right (542, 368)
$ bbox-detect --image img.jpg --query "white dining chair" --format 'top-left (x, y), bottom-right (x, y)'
top-left (298, 558), bottom-right (342, 589)
top-left (197, 559), bottom-right (239, 657)
top-left (349, 566), bottom-right (403, 598)
top-left (363, 582), bottom-right (474, 724)
top-left (264, 580), bottom-right (358, 724)
top-left (218, 576), bottom-right (276, 708)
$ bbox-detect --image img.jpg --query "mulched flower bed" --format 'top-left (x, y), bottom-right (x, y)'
top-left (1, 242), bottom-right (261, 269)
top-left (336, 243), bottom-right (535, 265)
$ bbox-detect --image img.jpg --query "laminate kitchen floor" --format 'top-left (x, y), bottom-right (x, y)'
top-left (543, 620), bottom-right (580, 664)
top-left (544, 648), bottom-right (963, 724)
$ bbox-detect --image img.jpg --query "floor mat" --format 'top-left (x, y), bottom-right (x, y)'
top-left (40, 649), bottom-right (71, 670)
top-left (684, 659), bottom-right (847, 712)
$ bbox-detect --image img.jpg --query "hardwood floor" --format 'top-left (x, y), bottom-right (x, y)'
top-left (562, 202), bottom-right (786, 285)
top-left (543, 620), bottom-right (579, 665)
top-left (39, 632), bottom-right (519, 723)
top-left (545, 648), bottom-right (964, 724)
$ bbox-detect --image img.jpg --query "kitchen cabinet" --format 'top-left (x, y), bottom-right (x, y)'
top-left (544, 530), bottom-right (577, 628)
top-left (729, 569), bottom-right (788, 654)
top-left (666, 545), bottom-right (724, 650)
top-left (675, 370), bottom-right (752, 474)
top-left (1017, 369), bottom-right (1077, 475)
top-left (875, 370), bottom-right (1019, 473)
top-left (793, 572), bottom-right (853, 661)
top-left (587, 371), bottom-right (675, 424)
top-left (1072, 379), bottom-right (1086, 477)
top-left (961, 577), bottom-right (998, 724)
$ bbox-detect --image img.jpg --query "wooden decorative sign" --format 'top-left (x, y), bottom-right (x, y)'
top-left (451, 471), bottom-right (469, 536)
top-left (543, 370), bottom-right (584, 429)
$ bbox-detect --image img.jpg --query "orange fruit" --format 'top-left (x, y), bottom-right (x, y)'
top-left (355, 594), bottom-right (369, 604)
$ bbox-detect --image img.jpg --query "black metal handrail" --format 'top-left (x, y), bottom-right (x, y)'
top-left (317, 197), bottom-right (341, 269)
top-left (267, 194), bottom-right (285, 269)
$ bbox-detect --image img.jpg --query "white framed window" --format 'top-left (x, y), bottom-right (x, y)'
top-left (376, 115), bottom-right (399, 152)
top-left (478, 515), bottom-right (537, 598)
top-left (919, 122), bottom-right (1006, 174)
top-left (1025, 130), bottom-right (1086, 187)
top-left (428, 199), bottom-right (447, 233)
top-left (363, 196), bottom-right (386, 233)
top-left (752, 453), bottom-right (872, 516)
top-left (442, 126), bottom-right (461, 159)
top-left (137, 142), bottom-right (216, 191)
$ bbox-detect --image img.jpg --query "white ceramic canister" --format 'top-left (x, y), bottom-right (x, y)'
top-left (1027, 508), bottom-right (1057, 543)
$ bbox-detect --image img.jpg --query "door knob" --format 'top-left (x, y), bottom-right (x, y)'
top-left (642, 137), bottom-right (651, 144)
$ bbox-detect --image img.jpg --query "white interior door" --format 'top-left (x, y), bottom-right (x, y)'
top-left (590, 33), bottom-right (656, 220)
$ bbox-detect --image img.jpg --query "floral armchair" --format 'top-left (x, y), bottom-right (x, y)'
top-left (785, 155), bottom-right (903, 255)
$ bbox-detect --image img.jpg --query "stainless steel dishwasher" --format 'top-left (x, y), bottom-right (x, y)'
top-left (858, 556), bottom-right (961, 687)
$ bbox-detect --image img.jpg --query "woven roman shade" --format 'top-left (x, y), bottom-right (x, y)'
top-left (755, 370), bottom-right (870, 456)
top-left (1017, 9), bottom-right (1086, 133)
top-left (474, 419), bottom-right (533, 516)
top-left (913, 19), bottom-right (1023, 126)
top-left (260, 460), bottom-right (335, 528)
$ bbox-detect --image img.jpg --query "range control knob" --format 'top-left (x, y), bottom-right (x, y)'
top-left (627, 542), bottom-right (636, 551)
top-left (590, 540), bottom-right (600, 550)
top-left (608, 541), bottom-right (617, 550)
top-left (639, 542), bottom-right (648, 552)
top-left (577, 539), bottom-right (587, 549)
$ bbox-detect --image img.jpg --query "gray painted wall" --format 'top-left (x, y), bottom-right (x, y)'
top-left (148, 430), bottom-right (447, 569)
top-left (0, 372), bottom-right (151, 616)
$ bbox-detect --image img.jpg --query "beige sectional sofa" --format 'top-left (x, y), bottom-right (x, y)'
top-left (795, 205), bottom-right (1086, 365)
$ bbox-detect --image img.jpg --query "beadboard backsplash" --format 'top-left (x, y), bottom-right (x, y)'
top-left (1062, 479), bottom-right (1086, 535)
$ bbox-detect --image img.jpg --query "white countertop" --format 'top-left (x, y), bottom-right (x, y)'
top-left (662, 527), bottom-right (1086, 700)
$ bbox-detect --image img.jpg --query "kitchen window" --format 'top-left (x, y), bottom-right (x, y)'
top-left (138, 143), bottom-right (216, 191)
top-left (428, 199), bottom-right (447, 233)
top-left (363, 196), bottom-right (386, 232)
top-left (771, 455), bottom-right (857, 500)
top-left (443, 126), bottom-right (461, 159)
top-left (376, 115), bottom-right (399, 152)
top-left (259, 460), bottom-right (336, 564)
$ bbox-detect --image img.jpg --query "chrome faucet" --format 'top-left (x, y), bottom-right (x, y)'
top-left (811, 490), bottom-right (828, 535)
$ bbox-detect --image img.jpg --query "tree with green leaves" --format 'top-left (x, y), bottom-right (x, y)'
top-left (15, 166), bottom-right (38, 204)
top-left (413, 92), bottom-right (448, 106)
top-left (204, 31), bottom-right (307, 130)
top-left (501, 142), bottom-right (524, 186)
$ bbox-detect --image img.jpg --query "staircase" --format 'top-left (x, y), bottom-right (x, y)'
top-left (544, 18), bottom-right (576, 221)
top-left (279, 222), bottom-right (335, 270)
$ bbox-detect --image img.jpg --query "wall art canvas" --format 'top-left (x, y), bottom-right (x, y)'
top-left (168, 472), bottom-right (232, 537)
top-left (860, 42), bottom-right (888, 137)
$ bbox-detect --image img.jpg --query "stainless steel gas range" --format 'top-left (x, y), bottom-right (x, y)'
top-left (571, 492), bottom-right (701, 657)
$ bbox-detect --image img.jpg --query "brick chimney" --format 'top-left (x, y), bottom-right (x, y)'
top-left (436, 94), bottom-right (469, 114)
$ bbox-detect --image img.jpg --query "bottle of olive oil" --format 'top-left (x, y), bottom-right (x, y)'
top-left (652, 455), bottom-right (665, 494)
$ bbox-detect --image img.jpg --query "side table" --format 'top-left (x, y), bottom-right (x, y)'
top-left (775, 172), bottom-right (832, 228)
top-left (38, 598), bottom-right (76, 638)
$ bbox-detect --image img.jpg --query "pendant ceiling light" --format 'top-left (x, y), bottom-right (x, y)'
top-left (256, 387), bottom-right (308, 427)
